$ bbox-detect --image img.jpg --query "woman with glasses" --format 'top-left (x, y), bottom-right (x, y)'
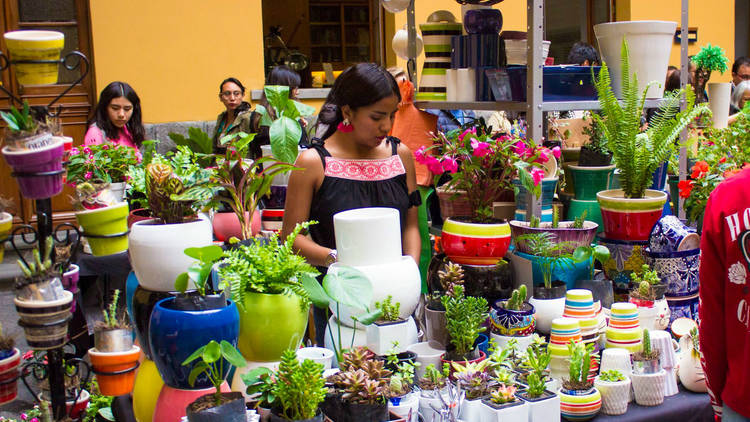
top-left (85, 81), bottom-right (145, 149)
top-left (212, 77), bottom-right (254, 154)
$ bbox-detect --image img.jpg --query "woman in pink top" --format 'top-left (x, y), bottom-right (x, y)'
top-left (84, 81), bottom-right (145, 149)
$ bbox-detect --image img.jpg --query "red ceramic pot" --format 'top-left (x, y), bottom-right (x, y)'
top-left (441, 218), bottom-right (511, 265)
top-left (260, 208), bottom-right (284, 233)
top-left (597, 189), bottom-right (667, 241)
top-left (66, 389), bottom-right (89, 419)
top-left (0, 348), bottom-right (21, 405)
top-left (127, 208), bottom-right (152, 228)
top-left (212, 211), bottom-right (261, 241)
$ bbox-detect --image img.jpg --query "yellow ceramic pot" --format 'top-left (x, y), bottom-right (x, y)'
top-left (0, 212), bottom-right (12, 262)
top-left (74, 203), bottom-right (129, 256)
top-left (4, 30), bottom-right (64, 85)
top-left (132, 359), bottom-right (163, 422)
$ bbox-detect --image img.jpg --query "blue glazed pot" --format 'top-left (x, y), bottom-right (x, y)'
top-left (464, 9), bottom-right (503, 35)
top-left (490, 299), bottom-right (536, 336)
top-left (648, 215), bottom-right (700, 253)
top-left (474, 333), bottom-right (489, 355)
top-left (644, 247), bottom-right (700, 297)
top-left (149, 297), bottom-right (240, 389)
top-left (132, 286), bottom-right (178, 361)
top-left (650, 161), bottom-right (669, 191)
top-left (666, 293), bottom-right (699, 328)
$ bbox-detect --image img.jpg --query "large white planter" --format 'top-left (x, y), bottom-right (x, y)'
top-left (594, 377), bottom-right (631, 415)
top-left (128, 215), bottom-right (212, 291)
top-left (594, 21), bottom-right (678, 99)
top-left (519, 392), bottom-right (560, 422)
top-left (480, 399), bottom-right (528, 422)
top-left (365, 317), bottom-right (418, 355)
top-left (528, 296), bottom-right (565, 335)
top-left (389, 392), bottom-right (419, 422)
top-left (708, 82), bottom-right (732, 128)
top-left (631, 369), bottom-right (666, 406)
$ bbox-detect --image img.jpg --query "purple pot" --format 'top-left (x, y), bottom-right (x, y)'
top-left (2, 138), bottom-right (64, 199)
top-left (464, 9), bottom-right (503, 35)
top-left (62, 265), bottom-right (79, 314)
top-left (510, 220), bottom-right (598, 254)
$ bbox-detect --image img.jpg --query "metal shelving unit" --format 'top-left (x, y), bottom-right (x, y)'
top-left (415, 99), bottom-right (671, 112)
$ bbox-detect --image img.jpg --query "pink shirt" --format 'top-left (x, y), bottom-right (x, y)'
top-left (84, 124), bottom-right (137, 149)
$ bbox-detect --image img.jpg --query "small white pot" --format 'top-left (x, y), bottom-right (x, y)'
top-left (389, 391), bottom-right (419, 422)
top-left (480, 398), bottom-right (528, 422)
top-left (594, 376), bottom-right (631, 415)
top-left (678, 351), bottom-right (708, 393)
top-left (708, 82), bottom-right (732, 129)
top-left (459, 396), bottom-right (484, 421)
top-left (406, 341), bottom-right (445, 379)
top-left (519, 392), bottom-right (560, 422)
top-left (630, 369), bottom-right (666, 406)
top-left (295, 347), bottom-right (334, 370)
top-left (109, 182), bottom-right (127, 202)
top-left (529, 296), bottom-right (565, 335)
top-left (366, 318), bottom-right (411, 355)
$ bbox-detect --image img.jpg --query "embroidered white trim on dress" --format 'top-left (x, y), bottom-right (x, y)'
top-left (324, 155), bottom-right (406, 181)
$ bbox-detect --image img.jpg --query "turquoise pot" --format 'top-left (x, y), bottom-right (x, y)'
top-left (567, 199), bottom-right (604, 233)
top-left (510, 249), bottom-right (592, 291)
top-left (514, 177), bottom-right (558, 222)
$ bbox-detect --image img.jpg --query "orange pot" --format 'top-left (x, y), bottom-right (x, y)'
top-left (88, 345), bottom-right (141, 396)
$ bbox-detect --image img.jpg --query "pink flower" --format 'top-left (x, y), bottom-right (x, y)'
top-left (414, 146), bottom-right (428, 165)
top-left (535, 148), bottom-right (550, 164)
top-left (69, 147), bottom-right (79, 156)
top-left (551, 146), bottom-right (561, 159)
top-left (101, 144), bottom-right (109, 150)
top-left (20, 413), bottom-right (26, 420)
top-left (442, 156), bottom-right (458, 173)
top-left (426, 156), bottom-right (445, 174)
top-left (471, 139), bottom-right (490, 157)
top-left (30, 418), bottom-right (38, 422)
top-left (531, 168), bottom-right (545, 186)
top-left (458, 127), bottom-right (476, 142)
top-left (82, 147), bottom-right (91, 155)
top-left (84, 171), bottom-right (93, 180)
top-left (513, 141), bottom-right (527, 156)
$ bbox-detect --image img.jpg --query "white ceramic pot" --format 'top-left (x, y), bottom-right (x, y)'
top-left (459, 397), bottom-right (484, 421)
top-left (128, 215), bottom-right (212, 292)
top-left (388, 392), bottom-right (419, 422)
top-left (520, 393), bottom-right (560, 422)
top-left (529, 296), bottom-right (566, 335)
top-left (599, 349), bottom-right (633, 379)
top-left (109, 182), bottom-right (127, 202)
top-left (594, 21), bottom-right (677, 99)
top-left (649, 330), bottom-right (679, 396)
top-left (630, 369), bottom-right (666, 406)
top-left (366, 317), bottom-right (418, 355)
top-left (708, 82), bottom-right (732, 129)
top-left (594, 377), bottom-right (631, 415)
top-left (333, 207), bottom-right (403, 267)
top-left (636, 304), bottom-right (658, 331)
top-left (406, 341), bottom-right (445, 379)
top-left (295, 346), bottom-right (334, 370)
top-left (679, 349), bottom-right (708, 392)
top-left (480, 399), bottom-right (528, 422)
top-left (331, 257), bottom-right (421, 328)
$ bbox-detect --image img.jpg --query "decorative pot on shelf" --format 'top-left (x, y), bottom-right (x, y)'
top-left (74, 202), bottom-right (130, 256)
top-left (644, 247), bottom-right (700, 298)
top-left (88, 345), bottom-right (141, 396)
top-left (605, 302), bottom-right (642, 352)
top-left (2, 137), bottom-right (64, 199)
top-left (441, 218), bottom-right (511, 266)
top-left (528, 281), bottom-right (567, 335)
top-left (596, 189), bottom-right (668, 241)
top-left (567, 164), bottom-right (616, 200)
top-left (14, 290), bottom-right (73, 350)
top-left (489, 299), bottom-right (535, 337)
top-left (594, 376), bottom-right (631, 415)
top-left (3, 30), bottom-right (65, 85)
top-left (596, 235), bottom-right (649, 295)
top-left (416, 12), bottom-right (463, 101)
top-left (548, 318), bottom-right (582, 382)
top-left (510, 219), bottom-right (598, 255)
top-left (0, 348), bottom-right (21, 405)
top-left (558, 387), bottom-right (602, 421)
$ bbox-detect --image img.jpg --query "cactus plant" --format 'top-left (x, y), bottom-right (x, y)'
top-left (504, 285), bottom-right (527, 311)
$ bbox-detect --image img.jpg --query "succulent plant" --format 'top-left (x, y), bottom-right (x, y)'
top-left (442, 284), bottom-right (488, 359)
top-left (488, 384), bottom-right (517, 404)
top-left (418, 364), bottom-right (446, 391)
top-left (525, 371), bottom-right (547, 398)
top-left (438, 261), bottom-right (465, 295)
top-left (99, 289), bottom-right (129, 331)
top-left (563, 340), bottom-right (594, 391)
top-left (634, 329), bottom-right (661, 362)
top-left (332, 347), bottom-right (391, 405)
top-left (452, 359), bottom-right (492, 400)
top-left (599, 369), bottom-right (626, 382)
top-left (504, 285), bottom-right (527, 311)
top-left (375, 295), bottom-right (401, 322)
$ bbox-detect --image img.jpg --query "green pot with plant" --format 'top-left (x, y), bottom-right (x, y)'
top-left (594, 369), bottom-right (631, 415)
top-left (593, 39), bottom-right (709, 241)
top-left (322, 347), bottom-right (391, 422)
top-left (440, 284), bottom-right (489, 368)
top-left (573, 244), bottom-right (613, 308)
top-left (218, 222), bottom-right (319, 362)
top-left (557, 341), bottom-right (601, 421)
top-left (630, 329), bottom-right (666, 406)
top-left (182, 340), bottom-right (247, 422)
top-left (577, 112), bottom-right (613, 166)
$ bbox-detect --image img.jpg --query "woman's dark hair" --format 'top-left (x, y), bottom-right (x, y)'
top-left (314, 63), bottom-right (401, 141)
top-left (259, 66), bottom-right (302, 121)
top-left (90, 81), bottom-right (145, 146)
top-left (566, 42), bottom-right (599, 66)
top-left (219, 77), bottom-right (251, 115)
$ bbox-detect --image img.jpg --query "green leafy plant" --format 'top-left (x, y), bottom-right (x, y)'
top-left (418, 364), bottom-right (446, 391)
top-left (169, 127), bottom-right (215, 156)
top-left (272, 349), bottom-right (327, 420)
top-left (430, 260), bottom-right (466, 309)
top-left (181, 340), bottom-right (246, 407)
top-left (241, 367), bottom-right (276, 409)
top-left (581, 111), bottom-right (610, 156)
top-left (389, 359), bottom-right (418, 398)
top-left (690, 326), bottom-right (701, 359)
top-left (525, 371), bottom-right (547, 398)
top-left (375, 295), bottom-right (401, 322)
top-left (66, 143), bottom-right (141, 185)
top-left (488, 384), bottom-right (517, 405)
top-left (441, 285), bottom-right (488, 359)
top-left (572, 210), bottom-right (587, 228)
top-left (84, 379), bottom-right (114, 422)
top-left (504, 285), bottom-right (527, 311)
top-left (593, 39), bottom-right (708, 198)
top-left (599, 369), bottom-right (626, 382)
top-left (99, 289), bottom-right (129, 330)
top-left (629, 264), bottom-right (661, 301)
top-left (174, 245), bottom-right (224, 296)
top-left (692, 44), bottom-right (729, 103)
top-left (218, 221), bottom-right (320, 309)
top-left (573, 244), bottom-right (610, 280)
top-left (255, 85), bottom-right (316, 165)
top-left (563, 340), bottom-right (594, 391)
top-left (516, 232), bottom-right (582, 289)
top-left (529, 214), bottom-right (540, 228)
top-left (16, 236), bottom-right (54, 283)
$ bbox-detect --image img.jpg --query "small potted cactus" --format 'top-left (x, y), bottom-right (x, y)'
top-left (594, 369), bottom-right (631, 415)
top-left (489, 285), bottom-right (535, 351)
top-left (557, 341), bottom-right (601, 421)
top-left (366, 295), bottom-right (409, 355)
top-left (0, 323), bottom-right (20, 406)
top-left (628, 264), bottom-right (670, 330)
top-left (481, 383), bottom-right (528, 421)
top-left (630, 329), bottom-right (666, 406)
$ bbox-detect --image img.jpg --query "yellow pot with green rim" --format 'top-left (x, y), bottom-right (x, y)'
top-left (441, 218), bottom-right (511, 265)
top-left (237, 291), bottom-right (309, 362)
top-left (74, 203), bottom-right (129, 256)
top-left (4, 30), bottom-right (64, 85)
top-left (0, 212), bottom-right (12, 262)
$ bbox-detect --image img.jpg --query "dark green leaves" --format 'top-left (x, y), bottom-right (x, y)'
top-left (270, 116), bottom-right (302, 164)
top-left (169, 127), bottom-right (214, 155)
top-left (182, 340), bottom-right (246, 389)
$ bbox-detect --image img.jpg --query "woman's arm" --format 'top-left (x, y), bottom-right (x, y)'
top-left (398, 143), bottom-right (422, 264)
top-left (281, 149), bottom-right (332, 266)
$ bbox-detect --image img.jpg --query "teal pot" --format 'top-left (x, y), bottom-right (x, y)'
top-left (567, 164), bottom-right (616, 200)
top-left (567, 199), bottom-right (604, 233)
top-left (562, 162), bottom-right (577, 195)
top-left (149, 297), bottom-right (240, 389)
top-left (510, 250), bottom-right (592, 291)
top-left (561, 147), bottom-right (581, 163)
top-left (514, 178), bottom-right (558, 222)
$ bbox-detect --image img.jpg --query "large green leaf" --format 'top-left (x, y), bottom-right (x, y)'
top-left (183, 245), bottom-right (224, 262)
top-left (293, 100), bottom-right (316, 117)
top-left (264, 85), bottom-right (291, 117)
top-left (572, 247), bottom-right (591, 263)
top-left (301, 273), bottom-right (331, 309)
top-left (181, 345), bottom-right (206, 366)
top-left (322, 266), bottom-right (373, 310)
top-left (187, 362), bottom-right (209, 387)
top-left (254, 105), bottom-right (274, 127)
top-left (220, 340), bottom-right (247, 368)
top-left (174, 272), bottom-right (190, 293)
top-left (351, 308), bottom-right (382, 325)
top-left (241, 367), bottom-right (273, 386)
top-left (269, 117), bottom-right (302, 164)
top-left (202, 340), bottom-right (222, 364)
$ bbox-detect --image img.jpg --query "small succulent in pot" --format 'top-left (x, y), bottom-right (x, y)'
top-left (242, 366), bottom-right (277, 410)
top-left (504, 285), bottom-right (527, 311)
top-left (418, 363), bottom-right (447, 394)
top-left (430, 260), bottom-right (466, 310)
top-left (487, 384), bottom-right (518, 405)
top-left (629, 264), bottom-right (663, 302)
top-left (598, 369), bottom-right (626, 383)
top-left (388, 358), bottom-right (417, 399)
top-left (93, 289), bottom-right (132, 352)
top-left (15, 237), bottom-right (66, 302)
top-left (324, 347), bottom-right (392, 422)
top-left (0, 101), bottom-right (51, 150)
top-left (374, 295), bottom-right (402, 324)
top-left (452, 359), bottom-right (493, 400)
top-left (562, 340), bottom-right (595, 392)
top-left (270, 349), bottom-right (328, 421)
top-left (632, 329), bottom-right (661, 374)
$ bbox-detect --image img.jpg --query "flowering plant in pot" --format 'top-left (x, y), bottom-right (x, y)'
top-left (630, 329), bottom-right (666, 406)
top-left (691, 43), bottom-right (729, 104)
top-left (323, 347), bottom-right (392, 422)
top-left (593, 39), bottom-right (708, 241)
top-left (440, 284), bottom-right (489, 366)
top-left (481, 383), bottom-right (528, 421)
top-left (594, 369), bottom-right (631, 416)
top-left (181, 340), bottom-right (247, 421)
top-left (557, 341), bottom-right (601, 421)
top-left (66, 143), bottom-right (140, 188)
top-left (266, 349), bottom-right (327, 422)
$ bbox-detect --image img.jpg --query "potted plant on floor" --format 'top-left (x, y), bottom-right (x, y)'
top-left (481, 383), bottom-right (528, 421)
top-left (182, 340), bottom-right (247, 421)
top-left (489, 285), bottom-right (535, 350)
top-left (218, 222), bottom-right (319, 362)
top-left (88, 289), bottom-right (141, 396)
top-left (424, 261), bottom-right (464, 347)
top-left (630, 329), bottom-right (666, 406)
top-left (1, 102), bottom-right (63, 199)
top-left (440, 285), bottom-right (489, 370)
top-left (452, 359), bottom-right (493, 421)
top-left (594, 39), bottom-right (709, 241)
top-left (0, 323), bottom-right (20, 406)
top-left (323, 347), bottom-right (391, 422)
top-left (13, 237), bottom-right (73, 350)
top-left (573, 244), bottom-right (613, 308)
top-left (594, 369), bottom-right (631, 415)
top-left (628, 264), bottom-right (669, 330)
top-left (366, 296), bottom-right (409, 355)
top-left (558, 341), bottom-right (601, 421)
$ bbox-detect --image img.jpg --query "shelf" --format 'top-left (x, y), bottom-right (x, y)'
top-left (310, 22), bottom-right (340, 25)
top-left (414, 99), bottom-right (669, 112)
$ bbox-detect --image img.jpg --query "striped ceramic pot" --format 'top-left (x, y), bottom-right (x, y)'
top-left (417, 20), bottom-right (462, 101)
top-left (596, 189), bottom-right (667, 241)
top-left (441, 218), bottom-right (511, 265)
top-left (558, 387), bottom-right (602, 421)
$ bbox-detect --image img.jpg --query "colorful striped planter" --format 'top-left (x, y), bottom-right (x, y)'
top-left (605, 302), bottom-right (642, 352)
top-left (596, 189), bottom-right (667, 241)
top-left (0, 348), bottom-right (21, 406)
top-left (514, 177), bottom-right (558, 222)
top-left (260, 208), bottom-right (284, 233)
top-left (441, 218), bottom-right (511, 265)
top-left (558, 387), bottom-right (602, 421)
top-left (417, 21), bottom-right (462, 101)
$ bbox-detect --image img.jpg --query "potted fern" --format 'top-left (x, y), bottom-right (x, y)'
top-left (1, 102), bottom-right (63, 199)
top-left (557, 341), bottom-right (601, 421)
top-left (593, 39), bottom-right (709, 241)
top-left (489, 285), bottom-right (535, 350)
top-left (594, 369), bottom-right (631, 416)
top-left (630, 329), bottom-right (666, 406)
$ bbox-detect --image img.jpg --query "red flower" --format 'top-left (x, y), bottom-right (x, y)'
top-left (719, 157), bottom-right (727, 164)
top-left (678, 180), bottom-right (694, 199)
top-left (690, 160), bottom-right (710, 179)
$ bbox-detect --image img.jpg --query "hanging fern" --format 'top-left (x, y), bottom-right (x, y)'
top-left (593, 39), bottom-right (709, 198)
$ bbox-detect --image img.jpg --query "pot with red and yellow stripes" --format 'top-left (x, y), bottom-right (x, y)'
top-left (596, 189), bottom-right (667, 241)
top-left (558, 386), bottom-right (602, 421)
top-left (440, 218), bottom-right (511, 265)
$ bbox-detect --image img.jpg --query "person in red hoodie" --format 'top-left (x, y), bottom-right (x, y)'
top-left (699, 166), bottom-right (750, 421)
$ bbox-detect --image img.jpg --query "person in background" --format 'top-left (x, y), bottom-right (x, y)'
top-left (732, 56), bottom-right (750, 89)
top-left (84, 81), bottom-right (145, 149)
top-left (699, 165), bottom-right (750, 422)
top-left (212, 77), bottom-right (254, 154)
top-left (566, 42), bottom-right (599, 66)
top-left (282, 63), bottom-right (421, 346)
top-left (728, 80), bottom-right (750, 124)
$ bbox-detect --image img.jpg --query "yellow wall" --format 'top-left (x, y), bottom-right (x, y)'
top-left (89, 0), bottom-right (266, 124)
top-left (619, 0), bottom-right (734, 82)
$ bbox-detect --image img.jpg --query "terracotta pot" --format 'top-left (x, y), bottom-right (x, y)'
top-left (127, 208), bottom-right (152, 228)
top-left (212, 210), bottom-right (261, 241)
top-left (436, 187), bottom-right (473, 219)
top-left (88, 345), bottom-right (141, 396)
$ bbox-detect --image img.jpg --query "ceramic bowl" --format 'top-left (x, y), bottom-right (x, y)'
top-left (649, 215), bottom-right (700, 253)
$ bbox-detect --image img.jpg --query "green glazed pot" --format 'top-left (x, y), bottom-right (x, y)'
top-left (567, 199), bottom-right (604, 233)
top-left (74, 203), bottom-right (129, 256)
top-left (238, 292), bottom-right (309, 361)
top-left (562, 162), bottom-right (577, 194)
top-left (568, 164), bottom-right (616, 200)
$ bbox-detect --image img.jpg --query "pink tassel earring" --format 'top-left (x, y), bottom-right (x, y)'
top-left (337, 119), bottom-right (354, 133)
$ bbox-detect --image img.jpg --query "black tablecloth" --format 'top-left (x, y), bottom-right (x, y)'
top-left (595, 385), bottom-right (713, 422)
